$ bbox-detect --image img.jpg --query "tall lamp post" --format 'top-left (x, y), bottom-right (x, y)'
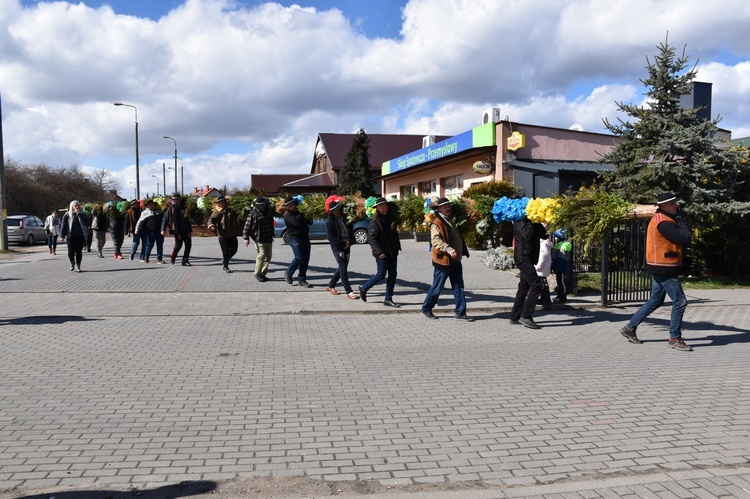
top-left (0, 88), bottom-right (7, 251)
top-left (129, 181), bottom-right (136, 200)
top-left (177, 157), bottom-right (184, 195)
top-left (163, 136), bottom-right (177, 195)
top-left (114, 102), bottom-right (140, 200)
top-left (152, 175), bottom-right (160, 196)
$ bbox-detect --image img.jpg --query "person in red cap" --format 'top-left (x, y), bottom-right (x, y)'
top-left (619, 192), bottom-right (692, 351)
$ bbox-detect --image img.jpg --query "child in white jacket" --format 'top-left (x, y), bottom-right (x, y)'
top-left (535, 235), bottom-right (553, 308)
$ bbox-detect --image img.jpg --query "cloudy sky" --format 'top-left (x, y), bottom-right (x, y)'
top-left (2, 0), bottom-right (750, 198)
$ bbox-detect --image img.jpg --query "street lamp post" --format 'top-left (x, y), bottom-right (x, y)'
top-left (129, 181), bottom-right (136, 200)
top-left (177, 157), bottom-right (184, 195)
top-left (162, 163), bottom-right (166, 198)
top-left (114, 102), bottom-right (140, 200)
top-left (152, 175), bottom-right (160, 196)
top-left (163, 136), bottom-right (177, 195)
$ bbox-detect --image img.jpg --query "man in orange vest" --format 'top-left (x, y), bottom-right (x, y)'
top-left (619, 192), bottom-right (692, 351)
top-left (421, 198), bottom-right (473, 321)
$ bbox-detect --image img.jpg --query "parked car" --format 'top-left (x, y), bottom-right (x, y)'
top-left (274, 217), bottom-right (371, 244)
top-left (6, 215), bottom-right (47, 245)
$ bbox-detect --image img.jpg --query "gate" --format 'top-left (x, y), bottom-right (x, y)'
top-left (600, 218), bottom-right (651, 306)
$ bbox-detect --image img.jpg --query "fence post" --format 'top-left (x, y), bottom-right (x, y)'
top-left (600, 234), bottom-right (609, 306)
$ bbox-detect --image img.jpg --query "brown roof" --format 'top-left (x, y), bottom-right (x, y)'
top-left (250, 174), bottom-right (310, 195)
top-left (282, 172), bottom-right (335, 188)
top-left (313, 133), bottom-right (451, 173)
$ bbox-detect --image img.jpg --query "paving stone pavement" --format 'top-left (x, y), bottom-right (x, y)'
top-left (1, 237), bottom-right (749, 498)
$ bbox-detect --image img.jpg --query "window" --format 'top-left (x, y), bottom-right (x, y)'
top-left (401, 184), bottom-right (417, 197)
top-left (444, 175), bottom-right (464, 196)
top-left (420, 180), bottom-right (437, 197)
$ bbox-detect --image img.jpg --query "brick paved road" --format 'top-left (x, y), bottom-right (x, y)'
top-left (1, 237), bottom-right (749, 498)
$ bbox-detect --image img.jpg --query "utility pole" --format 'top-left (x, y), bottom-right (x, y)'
top-left (0, 89), bottom-right (7, 251)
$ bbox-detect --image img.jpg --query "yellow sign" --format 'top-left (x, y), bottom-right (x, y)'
top-left (472, 161), bottom-right (492, 175)
top-left (506, 131), bottom-right (526, 152)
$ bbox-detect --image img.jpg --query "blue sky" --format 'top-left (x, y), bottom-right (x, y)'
top-left (3, 0), bottom-right (750, 196)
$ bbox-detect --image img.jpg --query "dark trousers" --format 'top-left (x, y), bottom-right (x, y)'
top-left (85, 231), bottom-right (92, 251)
top-left (144, 232), bottom-right (164, 261)
top-left (67, 236), bottom-right (85, 267)
top-left (328, 248), bottom-right (352, 293)
top-left (218, 236), bottom-right (238, 268)
top-left (362, 255), bottom-right (398, 301)
top-left (510, 260), bottom-right (544, 321)
top-left (286, 237), bottom-right (311, 282)
top-left (170, 233), bottom-right (192, 263)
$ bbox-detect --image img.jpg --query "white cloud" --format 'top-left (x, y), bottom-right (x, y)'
top-left (1, 0), bottom-right (750, 194)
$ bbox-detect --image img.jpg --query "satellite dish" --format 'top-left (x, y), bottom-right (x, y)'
top-left (569, 124), bottom-right (584, 131)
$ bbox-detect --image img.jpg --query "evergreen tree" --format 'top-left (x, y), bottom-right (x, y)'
top-left (336, 129), bottom-right (375, 197)
top-left (602, 37), bottom-right (750, 227)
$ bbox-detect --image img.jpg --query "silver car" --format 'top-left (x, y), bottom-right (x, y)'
top-left (6, 215), bottom-right (47, 245)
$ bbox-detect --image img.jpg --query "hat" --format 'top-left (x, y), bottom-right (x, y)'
top-left (329, 200), bottom-right (342, 212)
top-left (283, 196), bottom-right (297, 206)
top-left (554, 229), bottom-right (567, 240)
top-left (254, 197), bottom-right (269, 206)
top-left (143, 199), bottom-right (155, 206)
top-left (215, 195), bottom-right (227, 203)
top-left (130, 199), bottom-right (138, 205)
top-left (430, 197), bottom-right (451, 209)
top-left (171, 192), bottom-right (181, 199)
top-left (656, 192), bottom-right (678, 205)
top-left (373, 197), bottom-right (388, 207)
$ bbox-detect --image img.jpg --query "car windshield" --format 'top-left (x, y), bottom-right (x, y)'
top-left (7, 219), bottom-right (21, 227)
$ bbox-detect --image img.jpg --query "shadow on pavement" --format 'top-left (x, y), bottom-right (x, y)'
top-left (15, 480), bottom-right (217, 499)
top-left (0, 316), bottom-right (102, 326)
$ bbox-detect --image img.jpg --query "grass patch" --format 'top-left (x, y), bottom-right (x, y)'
top-left (573, 272), bottom-right (750, 292)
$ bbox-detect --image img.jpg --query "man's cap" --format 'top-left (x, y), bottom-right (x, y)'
top-left (283, 196), bottom-right (297, 206)
top-left (254, 196), bottom-right (269, 206)
top-left (130, 199), bottom-right (138, 205)
top-left (171, 192), bottom-right (181, 199)
top-left (215, 195), bottom-right (227, 203)
top-left (329, 200), bottom-right (342, 212)
top-left (143, 199), bottom-right (154, 206)
top-left (373, 197), bottom-right (388, 207)
top-left (430, 197), bottom-right (451, 209)
top-left (656, 192), bottom-right (678, 205)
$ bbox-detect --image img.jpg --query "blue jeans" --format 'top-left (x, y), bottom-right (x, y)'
top-left (144, 232), bottom-right (164, 261)
top-left (286, 237), bottom-right (311, 282)
top-left (130, 232), bottom-right (146, 259)
top-left (362, 256), bottom-right (398, 301)
top-left (421, 262), bottom-right (466, 316)
top-left (328, 248), bottom-right (352, 293)
top-left (627, 274), bottom-right (688, 339)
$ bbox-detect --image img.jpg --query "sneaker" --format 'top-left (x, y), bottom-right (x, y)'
top-left (455, 314), bottom-right (475, 322)
top-left (620, 326), bottom-right (643, 344)
top-left (422, 310), bottom-right (438, 320)
top-left (223, 267), bottom-right (232, 273)
top-left (182, 261), bottom-right (192, 267)
top-left (75, 266), bottom-right (82, 273)
top-left (519, 317), bottom-right (541, 329)
top-left (509, 319), bottom-right (521, 325)
top-left (97, 253), bottom-right (104, 258)
top-left (170, 259), bottom-right (176, 265)
top-left (156, 260), bottom-right (165, 264)
top-left (116, 254), bottom-right (123, 259)
top-left (383, 300), bottom-right (400, 308)
top-left (69, 264), bottom-right (75, 271)
top-left (130, 254), bottom-right (135, 261)
top-left (285, 273), bottom-right (293, 285)
top-left (139, 259), bottom-right (146, 263)
top-left (668, 337), bottom-right (693, 351)
top-left (358, 285), bottom-right (367, 302)
top-left (299, 281), bottom-right (313, 288)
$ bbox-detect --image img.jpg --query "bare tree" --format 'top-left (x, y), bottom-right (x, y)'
top-left (89, 168), bottom-right (122, 192)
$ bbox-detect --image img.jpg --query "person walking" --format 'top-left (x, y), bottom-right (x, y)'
top-left (161, 193), bottom-right (193, 266)
top-left (358, 197), bottom-right (401, 307)
top-left (243, 196), bottom-right (274, 281)
top-left (509, 215), bottom-right (548, 329)
top-left (324, 200), bottom-right (358, 299)
top-left (44, 210), bottom-right (61, 255)
top-left (421, 197), bottom-right (472, 321)
top-left (619, 192), bottom-right (692, 351)
top-left (535, 231), bottom-right (553, 310)
top-left (282, 196), bottom-right (313, 287)
top-left (84, 206), bottom-right (93, 253)
top-left (59, 200), bottom-right (89, 272)
top-left (135, 199), bottom-right (165, 264)
top-left (107, 203), bottom-right (126, 259)
top-left (90, 204), bottom-right (109, 258)
top-left (207, 196), bottom-right (242, 273)
top-left (127, 200), bottom-right (146, 261)
top-left (551, 230), bottom-right (572, 303)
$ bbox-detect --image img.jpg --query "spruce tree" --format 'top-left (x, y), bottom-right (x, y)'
top-left (336, 129), bottom-right (375, 197)
top-left (602, 37), bottom-right (750, 226)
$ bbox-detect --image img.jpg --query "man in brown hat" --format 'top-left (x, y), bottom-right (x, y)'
top-left (208, 196), bottom-right (242, 273)
top-left (619, 192), bottom-right (692, 351)
top-left (243, 196), bottom-right (274, 281)
top-left (359, 197), bottom-right (401, 307)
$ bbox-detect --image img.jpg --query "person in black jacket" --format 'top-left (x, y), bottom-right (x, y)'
top-left (59, 200), bottom-right (89, 272)
top-left (161, 193), bottom-right (193, 266)
top-left (509, 215), bottom-right (547, 329)
top-left (358, 198), bottom-right (402, 307)
top-left (90, 205), bottom-right (109, 258)
top-left (282, 196), bottom-right (313, 287)
top-left (207, 196), bottom-right (242, 273)
top-left (324, 200), bottom-right (357, 299)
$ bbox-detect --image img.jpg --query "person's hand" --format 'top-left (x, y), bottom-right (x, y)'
top-left (208, 226), bottom-right (216, 233)
top-left (160, 231), bottom-right (165, 236)
top-left (379, 253), bottom-right (386, 259)
top-left (448, 248), bottom-right (457, 259)
top-left (244, 240), bottom-right (250, 247)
